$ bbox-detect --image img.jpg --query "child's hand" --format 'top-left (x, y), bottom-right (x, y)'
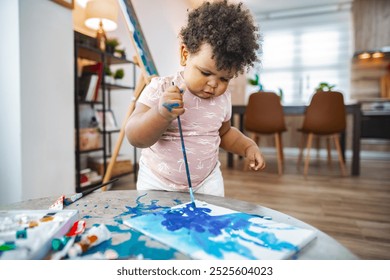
top-left (158, 85), bottom-right (185, 121)
top-left (245, 145), bottom-right (266, 171)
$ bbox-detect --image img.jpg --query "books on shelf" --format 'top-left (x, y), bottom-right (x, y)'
top-left (94, 109), bottom-right (119, 132)
top-left (79, 74), bottom-right (99, 102)
top-left (79, 168), bottom-right (102, 187)
top-left (78, 62), bottom-right (103, 102)
top-left (88, 154), bottom-right (133, 177)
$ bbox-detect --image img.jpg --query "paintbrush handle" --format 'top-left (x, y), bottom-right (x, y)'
top-left (177, 116), bottom-right (193, 190)
top-left (82, 178), bottom-right (119, 197)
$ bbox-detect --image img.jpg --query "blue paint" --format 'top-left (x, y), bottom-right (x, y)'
top-left (80, 193), bottom-right (185, 259)
top-left (75, 195), bottom-right (298, 260)
top-left (114, 193), bottom-right (172, 224)
top-left (128, 202), bottom-right (300, 259)
top-left (162, 102), bottom-right (180, 112)
top-left (85, 223), bottom-right (177, 260)
top-left (69, 196), bottom-right (183, 259)
top-left (82, 215), bottom-right (93, 219)
top-left (173, 199), bottom-right (182, 205)
top-left (252, 214), bottom-right (273, 220)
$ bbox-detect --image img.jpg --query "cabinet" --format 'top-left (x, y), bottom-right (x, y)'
top-left (353, 0), bottom-right (390, 53)
top-left (74, 31), bottom-right (137, 192)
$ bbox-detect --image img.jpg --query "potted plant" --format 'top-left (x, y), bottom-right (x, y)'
top-left (315, 82), bottom-right (336, 92)
top-left (114, 68), bottom-right (125, 85)
top-left (105, 38), bottom-right (119, 54)
top-left (247, 73), bottom-right (263, 91)
top-left (115, 48), bottom-right (126, 59)
top-left (104, 66), bottom-right (113, 84)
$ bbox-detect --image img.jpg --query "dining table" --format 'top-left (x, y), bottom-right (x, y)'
top-left (0, 190), bottom-right (358, 260)
top-left (229, 102), bottom-right (362, 176)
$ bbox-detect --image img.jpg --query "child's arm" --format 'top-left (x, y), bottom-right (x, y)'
top-left (219, 121), bottom-right (265, 171)
top-left (125, 85), bottom-right (184, 148)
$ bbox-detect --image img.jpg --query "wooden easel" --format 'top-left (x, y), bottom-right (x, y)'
top-left (102, 0), bottom-right (158, 190)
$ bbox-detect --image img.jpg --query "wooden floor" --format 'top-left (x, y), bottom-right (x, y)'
top-left (111, 148), bottom-right (390, 260)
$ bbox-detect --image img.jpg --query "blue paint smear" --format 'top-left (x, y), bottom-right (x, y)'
top-left (85, 223), bottom-right (177, 260)
top-left (129, 203), bottom-right (300, 259)
top-left (78, 194), bottom-right (182, 259)
top-left (82, 215), bottom-right (94, 219)
top-left (113, 193), bottom-right (177, 224)
top-left (73, 194), bottom-right (299, 260)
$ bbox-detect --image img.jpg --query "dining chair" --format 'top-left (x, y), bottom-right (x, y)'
top-left (244, 91), bottom-right (287, 175)
top-left (297, 90), bottom-right (348, 177)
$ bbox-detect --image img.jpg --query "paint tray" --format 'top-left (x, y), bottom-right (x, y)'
top-left (124, 201), bottom-right (316, 260)
top-left (0, 209), bottom-right (79, 259)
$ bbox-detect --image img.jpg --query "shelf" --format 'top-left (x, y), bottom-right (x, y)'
top-left (102, 129), bottom-right (120, 134)
top-left (74, 31), bottom-right (137, 191)
top-left (78, 100), bottom-right (103, 105)
top-left (79, 147), bottom-right (104, 154)
top-left (105, 52), bottom-right (134, 65)
top-left (106, 83), bottom-right (135, 90)
top-left (77, 45), bottom-right (134, 65)
top-left (77, 45), bottom-right (103, 62)
top-left (112, 171), bottom-right (133, 180)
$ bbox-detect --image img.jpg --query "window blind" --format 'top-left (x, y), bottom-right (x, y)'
top-left (253, 6), bottom-right (353, 103)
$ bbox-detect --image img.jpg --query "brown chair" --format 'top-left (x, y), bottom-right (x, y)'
top-left (297, 90), bottom-right (348, 177)
top-left (244, 91), bottom-right (287, 175)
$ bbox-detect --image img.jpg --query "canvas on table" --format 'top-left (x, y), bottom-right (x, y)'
top-left (124, 201), bottom-right (316, 260)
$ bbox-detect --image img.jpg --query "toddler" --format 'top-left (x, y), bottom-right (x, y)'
top-left (126, 1), bottom-right (265, 197)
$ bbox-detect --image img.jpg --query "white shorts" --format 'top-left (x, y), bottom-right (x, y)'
top-left (136, 157), bottom-right (225, 197)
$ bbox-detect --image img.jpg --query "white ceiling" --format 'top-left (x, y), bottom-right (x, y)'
top-left (241, 0), bottom-right (353, 14)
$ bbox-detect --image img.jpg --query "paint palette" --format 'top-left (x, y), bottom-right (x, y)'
top-left (0, 209), bottom-right (78, 259)
top-left (124, 201), bottom-right (316, 260)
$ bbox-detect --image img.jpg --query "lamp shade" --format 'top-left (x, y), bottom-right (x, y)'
top-left (85, 0), bottom-right (118, 31)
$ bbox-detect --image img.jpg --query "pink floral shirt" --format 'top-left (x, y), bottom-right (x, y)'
top-left (137, 72), bottom-right (232, 190)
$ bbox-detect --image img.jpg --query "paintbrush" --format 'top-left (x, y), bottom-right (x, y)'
top-left (165, 82), bottom-right (196, 208)
top-left (64, 178), bottom-right (119, 206)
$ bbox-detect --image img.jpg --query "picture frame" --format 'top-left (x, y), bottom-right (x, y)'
top-left (95, 109), bottom-right (119, 132)
top-left (51, 0), bottom-right (74, 10)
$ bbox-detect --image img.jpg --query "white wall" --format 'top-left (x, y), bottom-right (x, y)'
top-left (131, 0), bottom-right (190, 76)
top-left (109, 0), bottom-right (191, 158)
top-left (0, 0), bottom-right (74, 206)
top-left (0, 0), bottom-right (192, 205)
top-left (0, 0), bottom-right (22, 206)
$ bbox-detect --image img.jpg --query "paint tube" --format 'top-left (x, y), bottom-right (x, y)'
top-left (49, 195), bottom-right (65, 210)
top-left (51, 236), bottom-right (76, 260)
top-left (67, 224), bottom-right (111, 258)
top-left (51, 220), bottom-right (86, 259)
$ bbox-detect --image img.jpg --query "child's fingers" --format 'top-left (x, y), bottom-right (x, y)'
top-left (249, 153), bottom-right (265, 171)
top-left (159, 84), bottom-right (186, 118)
top-left (168, 84), bottom-right (186, 95)
top-left (170, 81), bottom-right (186, 94)
top-left (255, 153), bottom-right (266, 170)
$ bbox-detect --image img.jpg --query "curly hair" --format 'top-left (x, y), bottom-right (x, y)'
top-left (180, 0), bottom-right (260, 74)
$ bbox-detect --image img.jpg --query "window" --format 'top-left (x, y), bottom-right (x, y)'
top-left (254, 5), bottom-right (352, 103)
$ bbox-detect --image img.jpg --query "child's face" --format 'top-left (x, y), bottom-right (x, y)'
top-left (180, 43), bottom-right (235, 99)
